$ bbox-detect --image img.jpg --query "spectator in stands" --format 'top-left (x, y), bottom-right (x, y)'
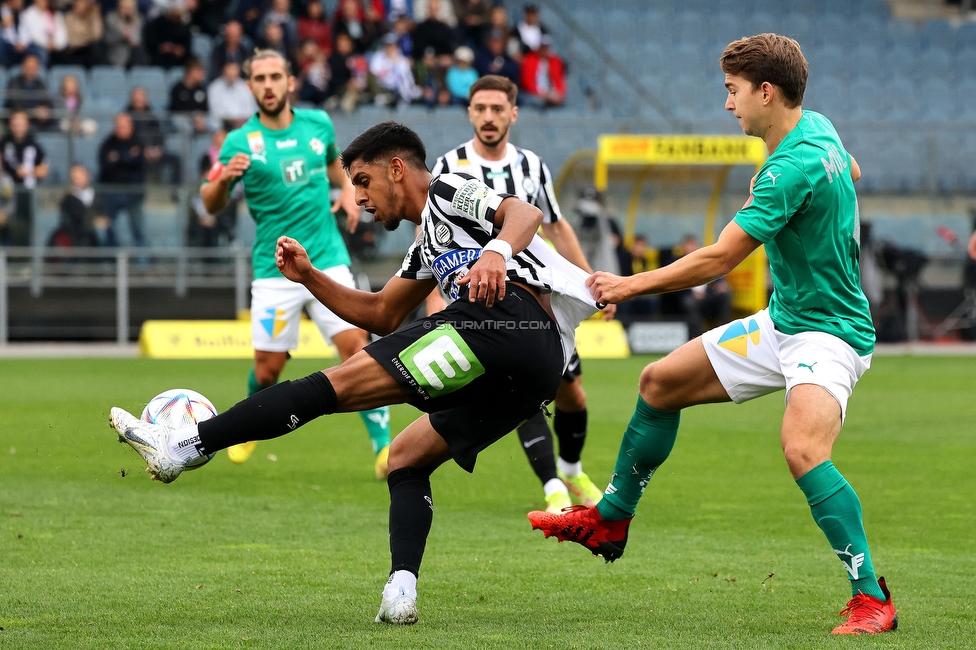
top-left (4, 54), bottom-right (52, 130)
top-left (49, 163), bottom-right (97, 248)
top-left (619, 234), bottom-right (659, 318)
top-left (190, 0), bottom-right (229, 37)
top-left (258, 21), bottom-right (296, 69)
top-left (208, 18), bottom-right (249, 81)
top-left (454, 0), bottom-right (492, 48)
top-left (127, 86), bottom-right (180, 184)
top-left (297, 0), bottom-right (331, 56)
top-left (0, 172), bottom-right (13, 246)
top-left (296, 38), bottom-right (330, 104)
top-left (55, 73), bottom-right (96, 135)
top-left (324, 30), bottom-right (372, 113)
top-left (0, 0), bottom-right (42, 68)
top-left (519, 35), bottom-right (565, 108)
top-left (234, 0), bottom-right (263, 42)
top-left (416, 45), bottom-right (450, 107)
top-left (332, 0), bottom-right (382, 55)
top-left (514, 3), bottom-right (548, 55)
top-left (168, 57), bottom-right (209, 133)
top-left (630, 234), bottom-right (659, 275)
top-left (486, 5), bottom-right (518, 55)
top-left (20, 0), bottom-right (66, 66)
top-left (413, 0), bottom-right (454, 27)
top-left (369, 31), bottom-right (420, 106)
top-left (257, 0), bottom-right (298, 55)
top-left (445, 45), bottom-right (477, 104)
top-left (474, 28), bottom-right (519, 84)
top-left (103, 0), bottom-right (144, 67)
top-left (62, 0), bottom-right (102, 66)
top-left (412, 0), bottom-right (456, 57)
top-left (0, 110), bottom-right (47, 246)
top-left (390, 13), bottom-right (412, 57)
top-left (97, 112), bottom-right (146, 247)
top-left (207, 60), bottom-right (256, 130)
top-left (144, 1), bottom-right (192, 68)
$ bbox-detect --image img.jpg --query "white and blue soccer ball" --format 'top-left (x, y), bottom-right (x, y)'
top-left (140, 388), bottom-right (218, 470)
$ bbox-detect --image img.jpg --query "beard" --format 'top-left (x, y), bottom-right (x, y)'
top-left (258, 93), bottom-right (289, 117)
top-left (475, 123), bottom-right (508, 148)
top-left (381, 215), bottom-right (402, 232)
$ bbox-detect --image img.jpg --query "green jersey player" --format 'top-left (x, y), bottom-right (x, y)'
top-left (200, 50), bottom-right (390, 476)
top-left (530, 34), bottom-right (897, 636)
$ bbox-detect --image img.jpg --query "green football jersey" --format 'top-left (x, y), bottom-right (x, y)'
top-left (733, 110), bottom-right (875, 355)
top-left (209, 108), bottom-right (351, 279)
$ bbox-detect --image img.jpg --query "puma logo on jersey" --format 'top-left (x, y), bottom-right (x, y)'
top-left (797, 362), bottom-right (818, 372)
top-left (765, 171), bottom-right (782, 185)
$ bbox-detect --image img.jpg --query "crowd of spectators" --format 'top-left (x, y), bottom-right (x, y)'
top-left (0, 0), bottom-right (572, 246)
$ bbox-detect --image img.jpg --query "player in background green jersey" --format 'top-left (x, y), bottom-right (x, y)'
top-left (201, 50), bottom-right (391, 477)
top-left (530, 34), bottom-right (897, 636)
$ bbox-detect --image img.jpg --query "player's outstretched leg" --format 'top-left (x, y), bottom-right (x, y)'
top-left (528, 396), bottom-right (678, 561)
top-left (227, 368), bottom-right (270, 465)
top-left (111, 371), bottom-right (340, 482)
top-left (516, 412), bottom-right (571, 513)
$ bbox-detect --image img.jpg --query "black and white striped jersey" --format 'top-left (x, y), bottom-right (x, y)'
top-left (396, 172), bottom-right (598, 368)
top-left (431, 140), bottom-right (563, 224)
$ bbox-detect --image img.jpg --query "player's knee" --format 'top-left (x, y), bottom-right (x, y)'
top-left (638, 362), bottom-right (675, 410)
top-left (781, 439), bottom-right (829, 477)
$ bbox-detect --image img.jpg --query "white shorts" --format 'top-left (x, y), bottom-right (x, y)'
top-left (701, 309), bottom-right (872, 421)
top-left (250, 268), bottom-right (358, 353)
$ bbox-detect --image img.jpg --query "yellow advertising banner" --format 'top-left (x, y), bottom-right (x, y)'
top-left (597, 134), bottom-right (767, 166)
top-left (139, 320), bottom-right (338, 359)
top-left (573, 319), bottom-right (631, 359)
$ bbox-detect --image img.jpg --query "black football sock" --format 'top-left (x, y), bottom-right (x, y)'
top-left (554, 408), bottom-right (587, 464)
top-left (388, 467), bottom-right (435, 577)
top-left (196, 371), bottom-right (337, 455)
top-left (516, 411), bottom-right (559, 485)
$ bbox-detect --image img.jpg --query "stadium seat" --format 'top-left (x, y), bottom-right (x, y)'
top-left (884, 19), bottom-right (919, 50)
top-left (880, 76), bottom-right (919, 121)
top-left (881, 45), bottom-right (917, 83)
top-left (920, 19), bottom-right (957, 53)
top-left (848, 76), bottom-right (882, 121)
top-left (191, 32), bottom-right (213, 63)
top-left (71, 134), bottom-right (101, 173)
top-left (806, 45), bottom-right (847, 81)
top-left (805, 74), bottom-right (851, 118)
top-left (917, 77), bottom-right (954, 122)
top-left (918, 47), bottom-right (954, 83)
top-left (35, 132), bottom-right (70, 184)
top-left (952, 77), bottom-right (976, 121)
top-left (811, 15), bottom-right (851, 49)
top-left (88, 66), bottom-right (128, 112)
top-left (128, 66), bottom-right (169, 109)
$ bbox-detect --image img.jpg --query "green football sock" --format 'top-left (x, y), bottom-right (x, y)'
top-left (796, 461), bottom-right (885, 601)
top-left (359, 407), bottom-right (391, 455)
top-left (247, 368), bottom-right (275, 397)
top-left (596, 397), bottom-right (679, 521)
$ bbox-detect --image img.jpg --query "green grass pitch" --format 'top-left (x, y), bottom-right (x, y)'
top-left (1, 356), bottom-right (973, 649)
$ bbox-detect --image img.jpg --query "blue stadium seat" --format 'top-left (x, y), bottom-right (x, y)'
top-left (885, 19), bottom-right (919, 50)
top-left (848, 76), bottom-right (882, 121)
top-left (805, 74), bottom-right (851, 118)
top-left (881, 45), bottom-right (917, 82)
top-left (917, 77), bottom-right (954, 122)
top-left (71, 134), bottom-right (101, 173)
top-left (850, 15), bottom-right (886, 48)
top-left (36, 132), bottom-right (70, 184)
top-left (128, 65), bottom-right (169, 109)
top-left (88, 66), bottom-right (128, 112)
top-left (918, 47), bottom-right (954, 82)
top-left (880, 76), bottom-right (919, 121)
top-left (953, 78), bottom-right (976, 120)
top-left (811, 15), bottom-right (852, 49)
top-left (806, 45), bottom-right (847, 81)
top-left (920, 19), bottom-right (957, 53)
top-left (956, 22), bottom-right (976, 50)
top-left (191, 33), bottom-right (213, 63)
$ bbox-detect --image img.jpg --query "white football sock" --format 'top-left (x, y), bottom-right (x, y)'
top-left (557, 459), bottom-right (582, 478)
top-left (543, 478), bottom-right (568, 498)
top-left (167, 425), bottom-right (204, 463)
top-left (384, 570), bottom-right (417, 599)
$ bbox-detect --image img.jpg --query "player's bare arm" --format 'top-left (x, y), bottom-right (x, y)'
top-left (327, 156), bottom-right (360, 233)
top-left (850, 155), bottom-right (861, 182)
top-left (457, 197), bottom-right (543, 307)
top-left (587, 221), bottom-right (760, 304)
top-left (200, 152), bottom-right (250, 213)
top-left (540, 218), bottom-right (617, 320)
top-left (276, 236), bottom-right (437, 334)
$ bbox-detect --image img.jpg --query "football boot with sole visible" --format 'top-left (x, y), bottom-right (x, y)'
top-left (528, 504), bottom-right (631, 563)
top-left (832, 576), bottom-right (898, 635)
top-left (110, 407), bottom-right (186, 484)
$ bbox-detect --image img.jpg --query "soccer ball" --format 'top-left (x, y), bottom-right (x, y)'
top-left (140, 389), bottom-right (218, 470)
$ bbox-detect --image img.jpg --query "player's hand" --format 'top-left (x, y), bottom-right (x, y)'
top-left (599, 301), bottom-right (617, 321)
top-left (457, 250), bottom-right (508, 307)
top-left (586, 271), bottom-right (632, 305)
top-left (332, 182), bottom-right (360, 233)
top-left (275, 236), bottom-right (314, 284)
top-left (213, 153), bottom-right (250, 183)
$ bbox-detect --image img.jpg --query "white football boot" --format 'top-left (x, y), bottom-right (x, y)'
top-left (110, 407), bottom-right (186, 483)
top-left (374, 587), bottom-right (419, 625)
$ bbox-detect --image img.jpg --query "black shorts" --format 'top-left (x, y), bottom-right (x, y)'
top-left (562, 349), bottom-right (582, 383)
top-left (364, 284), bottom-right (564, 472)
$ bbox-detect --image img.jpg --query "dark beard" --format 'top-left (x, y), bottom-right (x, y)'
top-left (258, 95), bottom-right (289, 117)
top-left (381, 216), bottom-right (402, 232)
top-left (475, 124), bottom-right (508, 149)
